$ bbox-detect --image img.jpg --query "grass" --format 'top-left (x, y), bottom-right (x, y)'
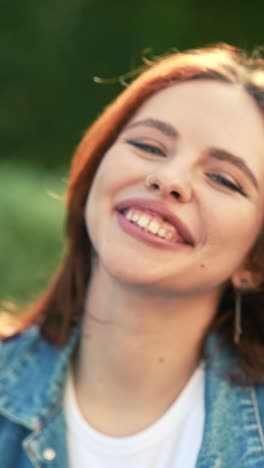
top-left (0, 162), bottom-right (66, 309)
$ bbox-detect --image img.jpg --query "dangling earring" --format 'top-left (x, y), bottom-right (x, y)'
top-left (234, 279), bottom-right (247, 344)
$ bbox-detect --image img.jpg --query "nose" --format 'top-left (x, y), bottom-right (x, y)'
top-left (145, 170), bottom-right (192, 203)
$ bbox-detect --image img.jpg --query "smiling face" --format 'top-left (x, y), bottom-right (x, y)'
top-left (85, 80), bottom-right (264, 297)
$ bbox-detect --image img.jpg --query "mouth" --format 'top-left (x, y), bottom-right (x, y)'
top-left (115, 199), bottom-right (195, 247)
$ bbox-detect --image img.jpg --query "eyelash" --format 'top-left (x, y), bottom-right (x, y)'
top-left (126, 139), bottom-right (166, 157)
top-left (126, 139), bottom-right (247, 197)
top-left (205, 174), bottom-right (247, 197)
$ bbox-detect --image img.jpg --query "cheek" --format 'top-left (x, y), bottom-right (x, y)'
top-left (83, 153), bottom-right (123, 244)
top-left (83, 169), bottom-right (104, 247)
top-left (85, 150), bottom-right (119, 211)
top-left (88, 149), bottom-right (127, 195)
top-left (205, 202), bottom-right (262, 258)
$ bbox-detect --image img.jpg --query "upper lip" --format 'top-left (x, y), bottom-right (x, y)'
top-left (115, 198), bottom-right (195, 246)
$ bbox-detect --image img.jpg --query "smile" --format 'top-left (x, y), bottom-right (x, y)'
top-left (124, 208), bottom-right (182, 242)
top-left (115, 198), bottom-right (195, 247)
top-left (116, 207), bottom-right (194, 250)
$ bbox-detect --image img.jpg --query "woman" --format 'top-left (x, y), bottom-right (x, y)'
top-left (1, 44), bottom-right (264, 467)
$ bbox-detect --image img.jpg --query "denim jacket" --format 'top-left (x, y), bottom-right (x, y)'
top-left (0, 325), bottom-right (264, 468)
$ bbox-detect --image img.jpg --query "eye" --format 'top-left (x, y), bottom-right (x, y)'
top-left (206, 173), bottom-right (247, 197)
top-left (125, 139), bottom-right (166, 157)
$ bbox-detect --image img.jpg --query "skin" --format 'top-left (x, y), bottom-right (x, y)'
top-left (73, 80), bottom-right (264, 436)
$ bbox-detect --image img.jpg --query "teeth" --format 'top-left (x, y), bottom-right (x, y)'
top-left (165, 231), bottom-right (174, 240)
top-left (132, 212), bottom-right (140, 222)
top-left (157, 228), bottom-right (166, 238)
top-left (126, 210), bottom-right (134, 221)
top-left (123, 208), bottom-right (180, 242)
top-left (137, 214), bottom-right (151, 228)
top-left (147, 221), bottom-right (159, 234)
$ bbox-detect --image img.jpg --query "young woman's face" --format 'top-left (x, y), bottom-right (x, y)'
top-left (85, 80), bottom-right (264, 296)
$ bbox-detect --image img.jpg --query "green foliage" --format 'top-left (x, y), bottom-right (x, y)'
top-left (1, 1), bottom-right (264, 170)
top-left (0, 163), bottom-right (66, 304)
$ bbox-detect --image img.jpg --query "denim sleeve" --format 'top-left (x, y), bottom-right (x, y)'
top-left (254, 384), bottom-right (264, 435)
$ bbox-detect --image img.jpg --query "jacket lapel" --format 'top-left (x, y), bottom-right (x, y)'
top-left (23, 409), bottom-right (69, 467)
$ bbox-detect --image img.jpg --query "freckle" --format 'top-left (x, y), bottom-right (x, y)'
top-left (200, 264), bottom-right (205, 268)
top-left (159, 357), bottom-right (165, 364)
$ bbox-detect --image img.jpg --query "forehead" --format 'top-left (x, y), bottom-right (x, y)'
top-left (130, 80), bottom-right (264, 136)
top-left (128, 79), bottom-right (264, 179)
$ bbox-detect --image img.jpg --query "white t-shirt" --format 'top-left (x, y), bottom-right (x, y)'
top-left (64, 364), bottom-right (205, 468)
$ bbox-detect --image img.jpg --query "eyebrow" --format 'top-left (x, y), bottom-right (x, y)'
top-left (126, 118), bottom-right (178, 139)
top-left (209, 148), bottom-right (259, 190)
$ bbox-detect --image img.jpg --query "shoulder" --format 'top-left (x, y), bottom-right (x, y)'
top-left (0, 325), bottom-right (43, 377)
top-left (0, 324), bottom-right (75, 431)
top-left (0, 321), bottom-right (80, 384)
top-left (254, 383), bottom-right (264, 427)
top-left (204, 334), bottom-right (264, 427)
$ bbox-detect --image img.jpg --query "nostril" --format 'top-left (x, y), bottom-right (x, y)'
top-left (171, 191), bottom-right (181, 199)
top-left (145, 175), bottom-right (161, 191)
top-left (147, 181), bottom-right (160, 190)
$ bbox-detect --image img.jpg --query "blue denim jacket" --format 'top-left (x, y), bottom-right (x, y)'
top-left (0, 325), bottom-right (264, 467)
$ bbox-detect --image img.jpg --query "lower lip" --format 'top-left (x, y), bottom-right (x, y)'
top-left (116, 211), bottom-right (191, 250)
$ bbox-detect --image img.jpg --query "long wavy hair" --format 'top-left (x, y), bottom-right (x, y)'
top-left (5, 44), bottom-right (264, 384)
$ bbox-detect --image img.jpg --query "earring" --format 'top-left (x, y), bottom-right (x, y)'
top-left (234, 279), bottom-right (247, 344)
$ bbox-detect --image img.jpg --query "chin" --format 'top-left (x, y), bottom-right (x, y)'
top-left (95, 248), bottom-right (160, 287)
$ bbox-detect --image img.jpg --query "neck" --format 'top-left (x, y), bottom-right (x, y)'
top-left (73, 263), bottom-right (220, 436)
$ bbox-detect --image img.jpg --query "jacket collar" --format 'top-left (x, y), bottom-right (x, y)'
top-left (196, 335), bottom-right (264, 467)
top-left (0, 325), bottom-right (80, 431)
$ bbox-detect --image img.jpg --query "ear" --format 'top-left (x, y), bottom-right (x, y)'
top-left (231, 267), bottom-right (261, 290)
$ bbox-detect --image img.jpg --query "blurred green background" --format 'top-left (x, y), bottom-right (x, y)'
top-left (1, 0), bottom-right (264, 307)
